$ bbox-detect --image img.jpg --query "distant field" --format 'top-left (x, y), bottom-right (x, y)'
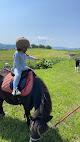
top-left (0, 48), bottom-right (80, 68)
top-left (0, 48), bottom-right (69, 68)
top-left (0, 49), bottom-right (80, 142)
top-left (0, 48), bottom-right (80, 60)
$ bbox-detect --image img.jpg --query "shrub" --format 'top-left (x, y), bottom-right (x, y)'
top-left (26, 57), bottom-right (64, 69)
top-left (36, 58), bottom-right (52, 69)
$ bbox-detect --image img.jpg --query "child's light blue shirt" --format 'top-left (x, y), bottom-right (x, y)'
top-left (13, 51), bottom-right (36, 71)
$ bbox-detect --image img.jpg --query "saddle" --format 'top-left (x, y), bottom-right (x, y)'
top-left (1, 70), bottom-right (34, 96)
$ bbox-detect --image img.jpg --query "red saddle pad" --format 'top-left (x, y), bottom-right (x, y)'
top-left (1, 71), bottom-right (34, 96)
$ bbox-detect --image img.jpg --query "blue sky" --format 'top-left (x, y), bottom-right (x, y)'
top-left (0, 0), bottom-right (80, 48)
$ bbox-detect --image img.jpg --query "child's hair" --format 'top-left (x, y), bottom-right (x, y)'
top-left (16, 37), bottom-right (30, 51)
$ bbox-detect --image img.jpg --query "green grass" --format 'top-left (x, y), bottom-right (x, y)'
top-left (35, 59), bottom-right (80, 142)
top-left (0, 49), bottom-right (80, 142)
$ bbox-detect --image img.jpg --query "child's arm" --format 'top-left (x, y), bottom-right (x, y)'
top-left (25, 54), bottom-right (40, 61)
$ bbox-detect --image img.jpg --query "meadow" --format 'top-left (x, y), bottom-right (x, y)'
top-left (0, 48), bottom-right (80, 142)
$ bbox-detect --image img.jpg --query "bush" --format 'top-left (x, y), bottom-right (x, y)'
top-left (36, 58), bottom-right (52, 69)
top-left (26, 57), bottom-right (64, 69)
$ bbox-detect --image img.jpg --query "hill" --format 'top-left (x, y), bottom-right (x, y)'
top-left (52, 46), bottom-right (80, 50)
top-left (0, 43), bottom-right (15, 50)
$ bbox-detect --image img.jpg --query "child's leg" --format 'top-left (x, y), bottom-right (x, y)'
top-left (13, 68), bottom-right (22, 90)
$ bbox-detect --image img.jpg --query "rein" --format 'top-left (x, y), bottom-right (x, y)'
top-left (50, 105), bottom-right (80, 130)
top-left (42, 105), bottom-right (80, 137)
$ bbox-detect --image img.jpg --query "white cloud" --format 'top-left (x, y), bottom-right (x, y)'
top-left (27, 36), bottom-right (55, 46)
top-left (36, 36), bottom-right (48, 45)
top-left (37, 36), bottom-right (48, 40)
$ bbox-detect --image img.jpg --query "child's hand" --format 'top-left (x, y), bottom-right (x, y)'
top-left (35, 58), bottom-right (40, 60)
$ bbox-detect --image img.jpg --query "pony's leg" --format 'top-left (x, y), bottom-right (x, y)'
top-left (24, 107), bottom-right (30, 126)
top-left (0, 98), bottom-right (5, 115)
top-left (27, 113), bottom-right (30, 126)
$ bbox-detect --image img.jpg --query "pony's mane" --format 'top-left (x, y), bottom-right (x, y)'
top-left (38, 77), bottom-right (52, 118)
top-left (30, 76), bottom-right (52, 136)
top-left (31, 76), bottom-right (52, 121)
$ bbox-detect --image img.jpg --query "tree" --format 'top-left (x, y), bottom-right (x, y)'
top-left (31, 44), bottom-right (38, 48)
top-left (38, 44), bottom-right (45, 49)
top-left (45, 45), bottom-right (52, 49)
top-left (31, 44), bottom-right (52, 49)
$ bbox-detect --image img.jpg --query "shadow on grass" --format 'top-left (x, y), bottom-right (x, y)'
top-left (0, 115), bottom-right (30, 142)
top-left (40, 128), bottom-right (70, 142)
top-left (0, 116), bottom-right (70, 142)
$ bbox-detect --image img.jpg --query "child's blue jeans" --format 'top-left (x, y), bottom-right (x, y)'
top-left (13, 66), bottom-right (34, 90)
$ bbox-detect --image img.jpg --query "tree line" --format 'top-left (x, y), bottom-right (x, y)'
top-left (31, 44), bottom-right (52, 49)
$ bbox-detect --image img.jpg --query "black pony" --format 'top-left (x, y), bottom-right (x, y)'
top-left (0, 69), bottom-right (52, 142)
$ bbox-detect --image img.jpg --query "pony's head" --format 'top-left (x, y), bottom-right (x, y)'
top-left (29, 110), bottom-right (53, 141)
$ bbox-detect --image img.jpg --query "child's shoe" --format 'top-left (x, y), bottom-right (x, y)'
top-left (12, 88), bottom-right (21, 96)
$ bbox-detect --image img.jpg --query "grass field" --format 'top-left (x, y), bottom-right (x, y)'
top-left (0, 49), bottom-right (80, 142)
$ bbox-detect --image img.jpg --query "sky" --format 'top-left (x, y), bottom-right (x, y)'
top-left (0, 0), bottom-right (80, 48)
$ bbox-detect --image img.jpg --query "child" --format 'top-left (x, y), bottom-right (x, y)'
top-left (12, 37), bottom-right (39, 96)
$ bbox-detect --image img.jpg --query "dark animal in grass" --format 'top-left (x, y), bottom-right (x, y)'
top-left (75, 58), bottom-right (80, 72)
top-left (0, 69), bottom-right (52, 142)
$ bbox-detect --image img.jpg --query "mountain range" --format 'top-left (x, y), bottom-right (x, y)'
top-left (52, 46), bottom-right (80, 50)
top-left (0, 43), bottom-right (15, 50)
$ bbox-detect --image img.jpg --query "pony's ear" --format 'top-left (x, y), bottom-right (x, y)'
top-left (46, 116), bottom-right (53, 122)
